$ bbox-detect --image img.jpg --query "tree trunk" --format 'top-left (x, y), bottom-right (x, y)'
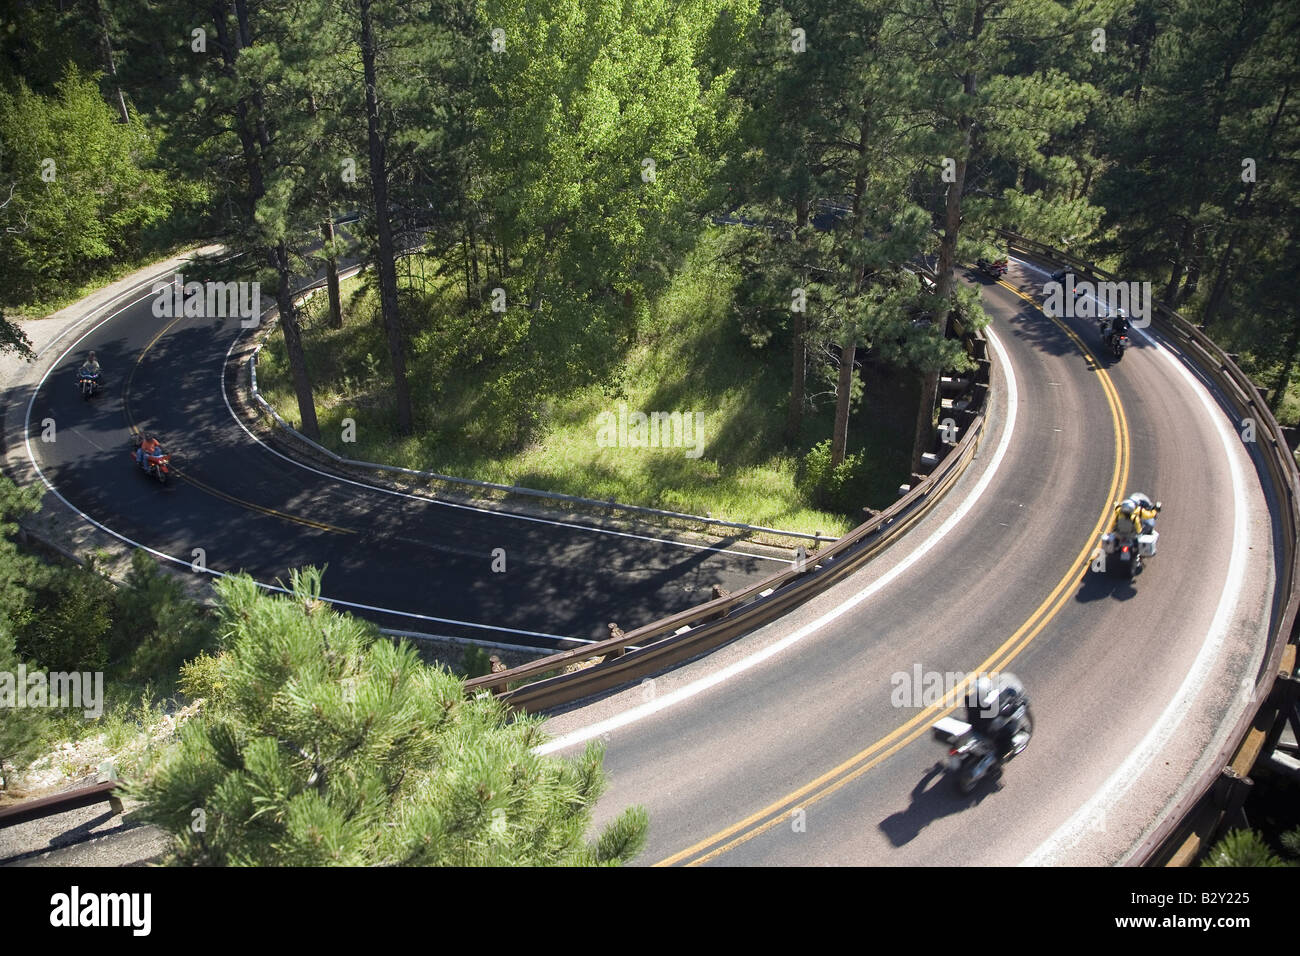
top-left (93, 0), bottom-right (129, 124)
top-left (830, 343), bottom-right (855, 465)
top-left (462, 227), bottom-right (473, 304)
top-left (359, 0), bottom-right (414, 434)
top-left (921, 67), bottom-right (975, 472)
top-left (1162, 219), bottom-right (1194, 304)
top-left (786, 192), bottom-right (810, 444)
top-left (829, 107), bottom-right (873, 467)
top-left (275, 242), bottom-right (321, 441)
top-left (1174, 231), bottom-right (1204, 308)
top-left (221, 0), bottom-right (319, 437)
top-left (786, 308), bottom-right (806, 445)
top-left (322, 219), bottom-right (342, 329)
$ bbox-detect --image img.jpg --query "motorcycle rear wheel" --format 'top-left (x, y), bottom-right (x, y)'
top-left (957, 766), bottom-right (979, 795)
top-left (1008, 709), bottom-right (1034, 758)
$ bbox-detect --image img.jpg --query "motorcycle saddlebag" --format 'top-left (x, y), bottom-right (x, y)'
top-left (932, 715), bottom-right (972, 746)
top-left (1137, 532), bottom-right (1158, 557)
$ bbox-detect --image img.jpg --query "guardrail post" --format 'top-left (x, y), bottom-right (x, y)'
top-left (607, 623), bottom-right (627, 657)
top-left (1261, 667), bottom-right (1299, 757)
top-left (1210, 767), bottom-right (1253, 835)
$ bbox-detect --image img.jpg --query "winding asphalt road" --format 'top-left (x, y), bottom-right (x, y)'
top-left (23, 258), bottom-right (787, 651)
top-left (543, 255), bottom-right (1279, 866)
top-left (18, 251), bottom-right (1282, 865)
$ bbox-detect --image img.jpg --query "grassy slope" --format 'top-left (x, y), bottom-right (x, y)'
top-left (258, 229), bottom-right (918, 537)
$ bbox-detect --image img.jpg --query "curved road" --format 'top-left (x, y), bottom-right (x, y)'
top-left (543, 256), bottom-right (1278, 865)
top-left (23, 261), bottom-right (787, 651)
top-left (19, 253), bottom-right (1280, 865)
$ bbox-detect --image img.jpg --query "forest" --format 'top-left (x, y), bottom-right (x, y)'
top-left (2, 0), bottom-right (1298, 529)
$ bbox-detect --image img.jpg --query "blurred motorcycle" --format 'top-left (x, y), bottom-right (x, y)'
top-left (130, 436), bottom-right (171, 485)
top-left (932, 682), bottom-right (1033, 794)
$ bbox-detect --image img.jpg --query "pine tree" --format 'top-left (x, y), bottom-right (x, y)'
top-left (1202, 828), bottom-right (1295, 867)
top-left (130, 568), bottom-right (649, 866)
top-left (725, 1), bottom-right (967, 467)
top-left (120, 0), bottom-right (338, 440)
top-left (899, 0), bottom-right (1111, 469)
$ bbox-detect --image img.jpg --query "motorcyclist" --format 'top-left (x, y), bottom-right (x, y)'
top-left (78, 351), bottom-right (102, 387)
top-left (966, 673), bottom-right (1030, 761)
top-left (1100, 308), bottom-right (1130, 348)
top-left (1111, 493), bottom-right (1161, 538)
top-left (136, 434), bottom-right (163, 469)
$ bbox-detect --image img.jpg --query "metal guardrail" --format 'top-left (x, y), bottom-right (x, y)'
top-left (0, 781), bottom-right (121, 830)
top-left (243, 270), bottom-right (832, 544)
top-left (463, 298), bottom-right (993, 711)
top-left (3, 266), bottom-right (990, 831)
top-left (996, 229), bottom-right (1300, 866)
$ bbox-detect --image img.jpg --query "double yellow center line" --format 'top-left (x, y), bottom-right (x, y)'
top-left (656, 278), bottom-right (1130, 866)
top-left (124, 315), bottom-right (354, 536)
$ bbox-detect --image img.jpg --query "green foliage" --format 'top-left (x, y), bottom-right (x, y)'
top-left (459, 645), bottom-right (493, 679)
top-left (18, 558), bottom-right (113, 673)
top-left (0, 475), bottom-right (47, 631)
top-left (106, 550), bottom-right (217, 692)
top-left (798, 439), bottom-right (872, 513)
top-left (0, 623), bottom-right (49, 789)
top-left (0, 67), bottom-right (181, 315)
top-left (177, 650), bottom-right (227, 706)
top-left (130, 567), bottom-right (648, 866)
top-left (472, 0), bottom-right (727, 441)
top-left (1202, 828), bottom-right (1295, 867)
top-left (1282, 826), bottom-right (1300, 858)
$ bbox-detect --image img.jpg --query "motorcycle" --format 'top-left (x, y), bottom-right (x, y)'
top-left (1101, 525), bottom-right (1159, 582)
top-left (77, 371), bottom-right (101, 400)
top-left (932, 699), bottom-right (1034, 794)
top-left (1100, 323), bottom-right (1129, 362)
top-left (1108, 331), bottom-right (1129, 360)
top-left (977, 257), bottom-right (1009, 280)
top-left (130, 437), bottom-right (171, 485)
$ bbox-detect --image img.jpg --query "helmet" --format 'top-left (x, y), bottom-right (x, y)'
top-left (1120, 498), bottom-right (1137, 516)
top-left (1115, 308), bottom-right (1127, 319)
top-left (971, 675), bottom-right (997, 713)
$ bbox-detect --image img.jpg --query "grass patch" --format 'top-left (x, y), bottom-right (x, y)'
top-left (259, 228), bottom-right (919, 537)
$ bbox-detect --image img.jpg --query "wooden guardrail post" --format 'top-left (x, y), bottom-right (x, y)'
top-left (1260, 652), bottom-right (1299, 758)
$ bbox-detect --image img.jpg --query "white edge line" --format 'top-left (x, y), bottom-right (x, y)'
top-left (533, 325), bottom-right (1019, 755)
top-left (21, 290), bottom-right (583, 646)
top-left (1015, 257), bottom-right (1252, 866)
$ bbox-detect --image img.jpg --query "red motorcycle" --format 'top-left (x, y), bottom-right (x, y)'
top-left (977, 257), bottom-right (1009, 280)
top-left (130, 436), bottom-right (171, 485)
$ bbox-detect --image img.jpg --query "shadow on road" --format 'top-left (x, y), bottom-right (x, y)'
top-left (877, 761), bottom-right (1000, 847)
top-left (1074, 566), bottom-right (1143, 604)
